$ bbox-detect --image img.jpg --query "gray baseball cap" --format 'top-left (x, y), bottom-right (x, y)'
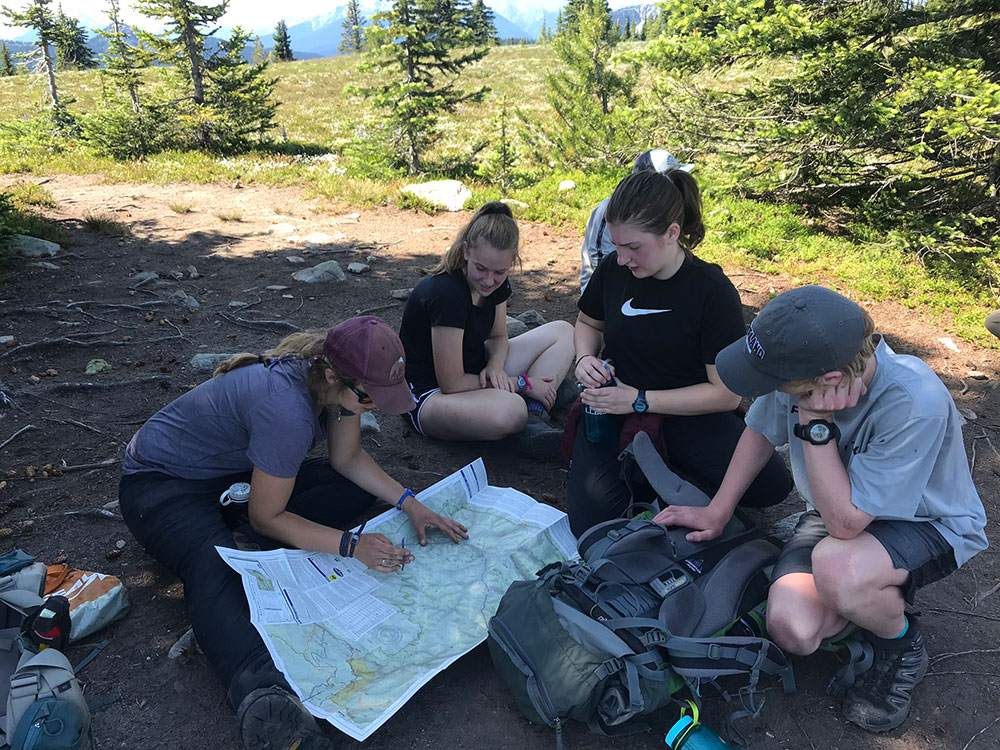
top-left (715, 286), bottom-right (867, 398)
top-left (633, 149), bottom-right (694, 174)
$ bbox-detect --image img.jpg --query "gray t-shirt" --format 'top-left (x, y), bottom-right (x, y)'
top-left (123, 358), bottom-right (327, 480)
top-left (580, 197), bottom-right (613, 292)
top-left (746, 337), bottom-right (987, 566)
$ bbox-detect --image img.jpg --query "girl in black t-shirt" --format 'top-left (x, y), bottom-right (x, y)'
top-left (398, 201), bottom-right (574, 447)
top-left (568, 170), bottom-right (791, 536)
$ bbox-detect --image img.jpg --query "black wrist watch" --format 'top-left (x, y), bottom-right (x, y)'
top-left (793, 419), bottom-right (840, 446)
top-left (632, 389), bottom-right (648, 413)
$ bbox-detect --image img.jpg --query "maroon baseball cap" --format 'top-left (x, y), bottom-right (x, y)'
top-left (324, 316), bottom-right (415, 414)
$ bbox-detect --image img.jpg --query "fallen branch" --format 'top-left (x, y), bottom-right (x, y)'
top-left (35, 507), bottom-right (122, 521)
top-left (47, 375), bottom-right (170, 393)
top-left (972, 580), bottom-right (1000, 609)
top-left (217, 312), bottom-right (301, 333)
top-left (925, 607), bottom-right (1000, 623)
top-left (0, 424), bottom-right (36, 451)
top-left (0, 336), bottom-right (130, 360)
top-left (355, 302), bottom-right (400, 316)
top-left (961, 715), bottom-right (1000, 750)
top-left (43, 417), bottom-right (104, 435)
top-left (929, 647), bottom-right (1000, 665)
top-left (59, 457), bottom-right (119, 473)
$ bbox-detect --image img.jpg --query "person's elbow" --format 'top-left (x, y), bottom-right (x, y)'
top-left (823, 508), bottom-right (873, 540)
top-left (716, 388), bottom-right (742, 412)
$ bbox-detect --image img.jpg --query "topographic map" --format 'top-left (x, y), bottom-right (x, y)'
top-left (217, 459), bottom-right (576, 740)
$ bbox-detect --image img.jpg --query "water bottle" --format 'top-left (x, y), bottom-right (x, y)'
top-left (666, 712), bottom-right (728, 749)
top-left (583, 359), bottom-right (621, 444)
top-left (220, 482), bottom-right (251, 506)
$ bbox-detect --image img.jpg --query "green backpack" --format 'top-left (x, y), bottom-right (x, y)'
top-left (487, 432), bottom-right (796, 746)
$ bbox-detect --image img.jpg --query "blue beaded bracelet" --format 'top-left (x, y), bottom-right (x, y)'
top-left (396, 488), bottom-right (416, 510)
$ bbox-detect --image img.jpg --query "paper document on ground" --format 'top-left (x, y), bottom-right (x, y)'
top-left (217, 458), bottom-right (575, 741)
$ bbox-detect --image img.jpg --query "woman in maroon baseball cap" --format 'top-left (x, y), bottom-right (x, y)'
top-left (117, 315), bottom-right (467, 750)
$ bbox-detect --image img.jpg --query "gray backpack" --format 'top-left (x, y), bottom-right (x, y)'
top-left (0, 564), bottom-right (90, 750)
top-left (487, 432), bottom-right (796, 745)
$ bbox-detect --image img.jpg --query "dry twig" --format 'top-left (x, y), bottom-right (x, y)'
top-left (217, 312), bottom-right (302, 333)
top-left (47, 375), bottom-right (170, 393)
top-left (929, 647), bottom-right (1000, 665)
top-left (59, 457), bottom-right (119, 473)
top-left (0, 424), bottom-right (36, 451)
top-left (961, 715), bottom-right (1000, 750)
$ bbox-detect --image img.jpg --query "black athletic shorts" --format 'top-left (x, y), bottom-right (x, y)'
top-left (771, 510), bottom-right (957, 604)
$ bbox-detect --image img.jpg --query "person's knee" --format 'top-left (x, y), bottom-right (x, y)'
top-left (546, 319), bottom-right (574, 342)
top-left (811, 537), bottom-right (876, 613)
top-left (765, 602), bottom-right (822, 656)
top-left (487, 396), bottom-right (528, 438)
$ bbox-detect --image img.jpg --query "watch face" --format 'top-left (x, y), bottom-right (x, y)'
top-left (809, 422), bottom-right (832, 443)
top-left (635, 401), bottom-right (647, 413)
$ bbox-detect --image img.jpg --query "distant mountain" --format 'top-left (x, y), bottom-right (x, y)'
top-left (611, 4), bottom-right (661, 31)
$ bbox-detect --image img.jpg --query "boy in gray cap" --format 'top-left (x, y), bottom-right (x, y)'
top-left (579, 149), bottom-right (693, 291)
top-left (655, 285), bottom-right (987, 733)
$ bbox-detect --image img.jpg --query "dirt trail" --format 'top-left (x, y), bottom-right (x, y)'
top-left (0, 174), bottom-right (997, 750)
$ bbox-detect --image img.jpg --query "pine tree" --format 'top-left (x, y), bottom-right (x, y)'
top-left (96, 0), bottom-right (152, 113)
top-left (546, 0), bottom-right (636, 165)
top-left (538, 20), bottom-right (547, 44)
top-left (2, 0), bottom-right (59, 107)
top-left (53, 4), bottom-right (95, 68)
top-left (623, 18), bottom-right (631, 39)
top-left (0, 42), bottom-right (15, 75)
top-left (252, 35), bottom-right (266, 65)
top-left (134, 0), bottom-right (227, 106)
top-left (354, 0), bottom-right (489, 174)
top-left (468, 0), bottom-right (495, 46)
top-left (339, 0), bottom-right (364, 54)
top-left (204, 25), bottom-right (278, 151)
top-left (272, 19), bottom-right (292, 61)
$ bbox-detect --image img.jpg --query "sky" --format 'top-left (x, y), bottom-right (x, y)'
top-left (1, 0), bottom-right (638, 37)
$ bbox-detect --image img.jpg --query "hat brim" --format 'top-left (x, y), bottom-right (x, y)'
top-left (364, 379), bottom-right (416, 415)
top-left (715, 338), bottom-right (789, 399)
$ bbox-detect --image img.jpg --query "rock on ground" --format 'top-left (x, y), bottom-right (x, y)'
top-left (12, 235), bottom-right (59, 258)
top-left (401, 180), bottom-right (472, 212)
top-left (189, 353), bottom-right (236, 372)
top-left (516, 310), bottom-right (546, 328)
top-left (507, 316), bottom-right (529, 338)
top-left (292, 261), bottom-right (346, 284)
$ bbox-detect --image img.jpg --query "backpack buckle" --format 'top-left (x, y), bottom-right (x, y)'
top-left (641, 631), bottom-right (667, 647)
top-left (572, 565), bottom-right (593, 585)
top-left (595, 657), bottom-right (625, 680)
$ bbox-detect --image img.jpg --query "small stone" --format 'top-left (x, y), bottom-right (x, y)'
top-left (105, 547), bottom-right (123, 560)
top-left (189, 353), bottom-right (235, 372)
top-left (506, 316), bottom-right (529, 338)
top-left (29, 261), bottom-right (60, 270)
top-left (167, 628), bottom-right (200, 660)
top-left (281, 294), bottom-right (294, 299)
top-left (169, 270), bottom-right (185, 281)
top-left (266, 223), bottom-right (296, 235)
top-left (0, 336), bottom-right (14, 345)
top-left (958, 407), bottom-right (977, 421)
top-left (343, 213), bottom-right (360, 220)
top-left (360, 412), bottom-right (381, 435)
top-left (558, 179), bottom-right (576, 192)
top-left (20, 520), bottom-right (34, 533)
top-left (347, 263), bottom-right (370, 275)
top-left (167, 290), bottom-right (199, 309)
top-left (516, 310), bottom-right (546, 328)
top-left (115, 539), bottom-right (127, 550)
top-left (132, 270), bottom-right (160, 283)
top-left (265, 285), bottom-right (289, 291)
top-left (366, 255), bottom-right (377, 264)
top-left (286, 256), bottom-right (306, 264)
top-left (52, 554), bottom-right (67, 565)
top-left (85, 358), bottom-right (111, 375)
top-left (29, 375), bottom-right (41, 384)
top-left (45, 368), bottom-right (58, 377)
top-left (301, 232), bottom-right (345, 247)
top-left (187, 265), bottom-right (201, 279)
top-left (967, 370), bottom-right (988, 380)
top-left (391, 288), bottom-right (413, 301)
top-left (292, 261), bottom-right (346, 284)
top-left (228, 301), bottom-right (249, 308)
top-left (400, 179), bottom-right (472, 212)
top-left (499, 198), bottom-right (529, 211)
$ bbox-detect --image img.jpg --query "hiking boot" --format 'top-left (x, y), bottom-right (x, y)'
top-left (237, 686), bottom-right (335, 750)
top-left (842, 619), bottom-right (928, 733)
top-left (513, 418), bottom-right (563, 460)
top-left (526, 408), bottom-right (552, 426)
top-left (553, 377), bottom-right (580, 411)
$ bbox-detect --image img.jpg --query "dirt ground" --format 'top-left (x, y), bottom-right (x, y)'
top-left (0, 174), bottom-right (997, 750)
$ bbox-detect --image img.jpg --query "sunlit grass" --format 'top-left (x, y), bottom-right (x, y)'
top-left (82, 212), bottom-right (132, 236)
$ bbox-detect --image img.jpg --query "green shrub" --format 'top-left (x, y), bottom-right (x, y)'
top-left (80, 104), bottom-right (173, 159)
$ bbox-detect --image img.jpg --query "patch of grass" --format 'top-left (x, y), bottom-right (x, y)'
top-left (169, 201), bottom-right (193, 214)
top-left (10, 211), bottom-right (70, 246)
top-left (7, 181), bottom-right (56, 208)
top-left (215, 211), bottom-right (242, 222)
top-left (82, 212), bottom-right (132, 237)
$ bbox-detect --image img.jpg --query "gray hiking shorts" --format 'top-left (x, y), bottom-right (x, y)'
top-left (772, 510), bottom-right (957, 603)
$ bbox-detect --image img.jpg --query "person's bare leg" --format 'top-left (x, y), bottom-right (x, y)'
top-left (499, 321), bottom-right (575, 384)
top-left (417, 389), bottom-right (527, 441)
top-left (766, 572), bottom-right (848, 655)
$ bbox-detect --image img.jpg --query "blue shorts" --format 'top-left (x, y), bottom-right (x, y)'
top-left (771, 510), bottom-right (957, 604)
top-left (403, 384), bottom-right (440, 436)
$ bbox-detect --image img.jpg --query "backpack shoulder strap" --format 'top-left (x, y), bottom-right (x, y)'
top-left (0, 589), bottom-right (44, 616)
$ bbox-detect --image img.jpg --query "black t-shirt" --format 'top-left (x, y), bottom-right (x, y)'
top-left (578, 253), bottom-right (745, 390)
top-left (399, 271), bottom-right (513, 389)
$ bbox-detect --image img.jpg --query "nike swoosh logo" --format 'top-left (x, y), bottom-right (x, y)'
top-left (621, 298), bottom-right (672, 317)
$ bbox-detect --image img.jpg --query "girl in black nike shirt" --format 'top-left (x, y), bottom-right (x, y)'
top-left (398, 201), bottom-right (574, 448)
top-left (568, 170), bottom-right (791, 536)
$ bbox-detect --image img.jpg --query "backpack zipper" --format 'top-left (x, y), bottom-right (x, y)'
top-left (490, 618), bottom-right (561, 727)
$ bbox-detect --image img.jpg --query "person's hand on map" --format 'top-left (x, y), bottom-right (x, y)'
top-left (355, 533), bottom-right (414, 572)
top-left (404, 499), bottom-right (469, 546)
